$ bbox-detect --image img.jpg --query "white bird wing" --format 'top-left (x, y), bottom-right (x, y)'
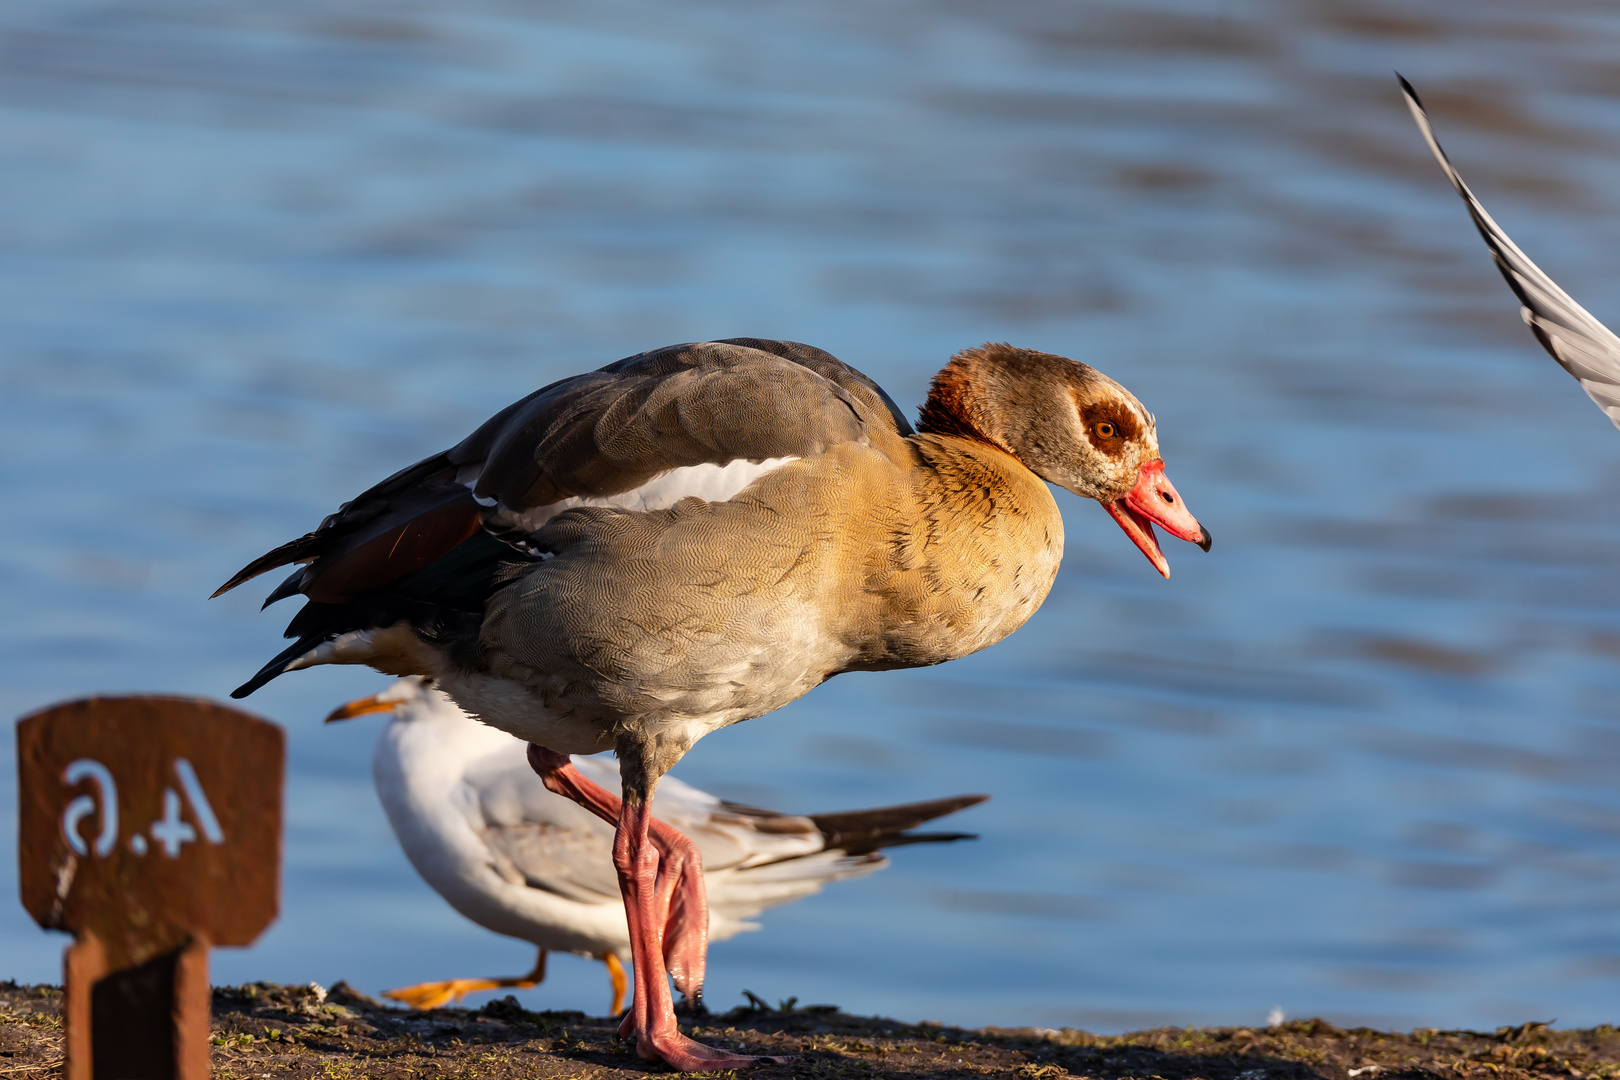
top-left (461, 748), bottom-right (836, 910)
top-left (1401, 74), bottom-right (1620, 431)
top-left (571, 754), bottom-right (831, 871)
top-left (702, 850), bottom-right (888, 936)
top-left (465, 750), bottom-right (622, 905)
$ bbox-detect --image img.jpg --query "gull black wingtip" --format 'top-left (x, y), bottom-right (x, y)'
top-left (1395, 71), bottom-right (1422, 108)
top-left (1397, 72), bottom-right (1474, 211)
top-left (1396, 69), bottom-right (1620, 435)
top-left (885, 830), bottom-right (980, 848)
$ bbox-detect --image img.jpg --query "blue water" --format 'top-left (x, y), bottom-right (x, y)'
top-left (8, 0), bottom-right (1620, 1033)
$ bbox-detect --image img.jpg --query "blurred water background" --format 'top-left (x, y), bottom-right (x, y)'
top-left (8, 0), bottom-right (1620, 1033)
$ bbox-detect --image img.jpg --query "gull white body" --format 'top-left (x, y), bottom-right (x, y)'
top-left (369, 680), bottom-right (892, 965)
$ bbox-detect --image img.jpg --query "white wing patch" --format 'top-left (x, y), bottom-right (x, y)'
top-left (505, 456), bottom-right (800, 534)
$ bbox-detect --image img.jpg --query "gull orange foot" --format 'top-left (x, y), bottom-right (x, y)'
top-left (383, 949), bottom-right (548, 1010)
top-left (601, 951), bottom-right (628, 1016)
top-left (384, 978), bottom-right (501, 1010)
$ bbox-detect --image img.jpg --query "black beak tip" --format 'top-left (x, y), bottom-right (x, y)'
top-left (1196, 525), bottom-right (1212, 553)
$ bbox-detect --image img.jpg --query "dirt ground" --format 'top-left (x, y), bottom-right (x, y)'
top-left (3, 979), bottom-right (1619, 1080)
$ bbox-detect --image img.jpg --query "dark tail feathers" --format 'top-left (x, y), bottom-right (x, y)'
top-left (808, 793), bottom-right (988, 856)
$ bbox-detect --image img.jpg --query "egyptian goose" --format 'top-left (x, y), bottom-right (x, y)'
top-left (1403, 76), bottom-right (1620, 429)
top-left (326, 677), bottom-right (985, 1015)
top-left (217, 338), bottom-right (1208, 1069)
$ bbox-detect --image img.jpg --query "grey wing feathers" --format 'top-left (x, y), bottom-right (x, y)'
top-left (464, 750), bottom-right (829, 905)
top-left (1401, 75), bottom-right (1620, 431)
top-left (462, 745), bottom-right (984, 927)
top-left (468, 754), bottom-right (624, 904)
top-left (703, 850), bottom-right (888, 932)
top-left (471, 340), bottom-right (903, 523)
top-left (713, 338), bottom-right (916, 438)
top-left (480, 823), bottom-right (623, 905)
top-left (575, 755), bottom-right (830, 871)
top-left (215, 339), bottom-right (907, 606)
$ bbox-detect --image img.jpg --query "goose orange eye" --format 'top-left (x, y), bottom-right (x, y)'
top-left (1094, 422), bottom-right (1116, 439)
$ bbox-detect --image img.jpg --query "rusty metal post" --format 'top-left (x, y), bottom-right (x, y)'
top-left (174, 938), bottom-right (212, 1079)
top-left (61, 931), bottom-right (105, 1080)
top-left (17, 696), bottom-right (285, 1080)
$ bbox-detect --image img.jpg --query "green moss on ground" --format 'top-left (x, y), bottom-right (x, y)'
top-left (2, 979), bottom-right (1616, 1079)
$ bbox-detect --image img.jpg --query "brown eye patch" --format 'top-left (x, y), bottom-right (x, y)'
top-left (1080, 399), bottom-right (1142, 455)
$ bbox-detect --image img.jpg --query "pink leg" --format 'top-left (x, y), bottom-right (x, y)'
top-left (527, 746), bottom-right (781, 1070)
top-left (527, 747), bottom-right (709, 1005)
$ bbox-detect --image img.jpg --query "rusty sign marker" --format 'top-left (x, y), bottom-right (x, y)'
top-left (17, 695), bottom-right (285, 1080)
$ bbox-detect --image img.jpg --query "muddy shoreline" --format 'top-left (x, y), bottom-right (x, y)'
top-left (3, 980), bottom-right (1617, 1079)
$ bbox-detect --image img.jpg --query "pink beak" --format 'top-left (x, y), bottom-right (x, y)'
top-left (1102, 460), bottom-right (1210, 579)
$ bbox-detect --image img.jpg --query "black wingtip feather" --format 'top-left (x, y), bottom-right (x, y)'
top-left (213, 532), bottom-right (323, 599)
top-left (230, 635), bottom-right (323, 698)
top-left (261, 568), bottom-right (307, 610)
top-left (855, 829), bottom-right (979, 851)
top-left (809, 793), bottom-right (989, 856)
top-left (1395, 71), bottom-right (1421, 107)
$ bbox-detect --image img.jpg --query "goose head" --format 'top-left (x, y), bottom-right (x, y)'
top-left (917, 343), bottom-right (1210, 577)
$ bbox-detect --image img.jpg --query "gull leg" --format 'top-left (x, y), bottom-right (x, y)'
top-left (527, 744), bottom-right (780, 1071)
top-left (601, 951), bottom-right (628, 1016)
top-left (383, 947), bottom-right (548, 1010)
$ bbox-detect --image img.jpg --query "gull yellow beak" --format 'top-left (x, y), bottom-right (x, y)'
top-left (324, 693), bottom-right (400, 724)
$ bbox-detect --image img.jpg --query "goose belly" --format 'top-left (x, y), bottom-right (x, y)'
top-left (477, 587), bottom-right (843, 750)
top-left (476, 495), bottom-right (859, 746)
top-left (435, 671), bottom-right (620, 755)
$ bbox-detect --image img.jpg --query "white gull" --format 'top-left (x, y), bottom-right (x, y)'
top-left (326, 676), bottom-right (986, 1013)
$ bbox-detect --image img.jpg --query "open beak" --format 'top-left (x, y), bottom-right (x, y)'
top-left (1102, 460), bottom-right (1211, 579)
top-left (324, 693), bottom-right (399, 724)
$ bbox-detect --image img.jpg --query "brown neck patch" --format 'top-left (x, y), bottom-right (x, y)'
top-left (916, 346), bottom-right (1011, 451)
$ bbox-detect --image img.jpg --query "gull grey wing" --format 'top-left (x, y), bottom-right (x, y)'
top-left (700, 793), bottom-right (987, 928)
top-left (466, 751), bottom-right (624, 904)
top-left (572, 754), bottom-right (827, 872)
top-left (466, 748), bottom-right (822, 900)
top-left (704, 850), bottom-right (888, 933)
top-left (479, 821), bottom-right (624, 905)
top-left (1401, 75), bottom-right (1620, 431)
